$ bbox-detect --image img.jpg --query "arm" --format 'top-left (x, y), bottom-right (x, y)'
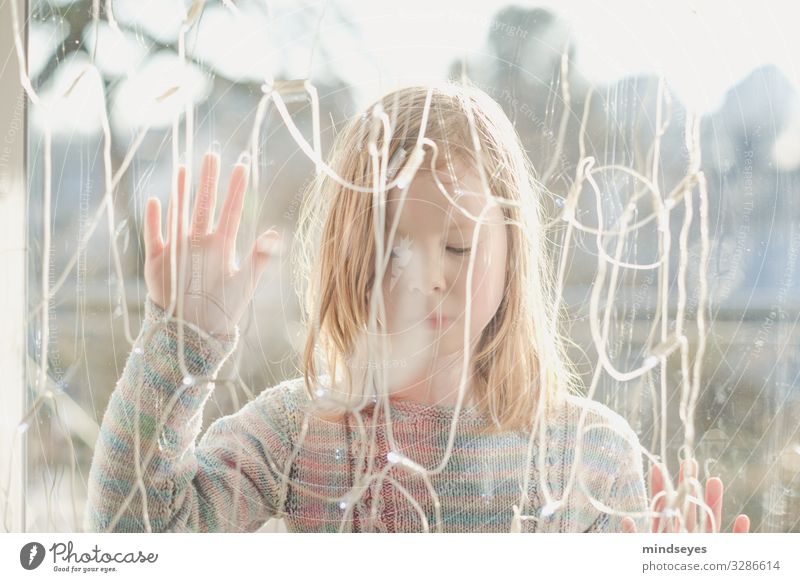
top-left (588, 426), bottom-right (649, 533)
top-left (84, 297), bottom-right (294, 532)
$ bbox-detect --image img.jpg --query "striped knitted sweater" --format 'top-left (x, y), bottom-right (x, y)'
top-left (84, 297), bottom-right (649, 533)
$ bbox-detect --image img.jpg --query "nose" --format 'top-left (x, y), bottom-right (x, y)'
top-left (406, 245), bottom-right (447, 296)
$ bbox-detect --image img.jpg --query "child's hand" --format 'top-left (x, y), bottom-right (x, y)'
top-left (143, 151), bottom-right (282, 338)
top-left (622, 459), bottom-right (751, 533)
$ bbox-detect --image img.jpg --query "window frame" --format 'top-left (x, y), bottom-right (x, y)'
top-left (0, 0), bottom-right (28, 533)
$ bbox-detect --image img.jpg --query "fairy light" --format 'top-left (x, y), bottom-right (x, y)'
top-left (11, 0), bottom-right (767, 535)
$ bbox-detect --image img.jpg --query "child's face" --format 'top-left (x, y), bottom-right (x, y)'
top-left (379, 157), bottom-right (508, 363)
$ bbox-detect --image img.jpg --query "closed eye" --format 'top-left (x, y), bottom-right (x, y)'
top-left (447, 246), bottom-right (471, 255)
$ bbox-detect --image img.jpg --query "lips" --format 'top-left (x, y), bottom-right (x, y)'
top-left (425, 315), bottom-right (452, 327)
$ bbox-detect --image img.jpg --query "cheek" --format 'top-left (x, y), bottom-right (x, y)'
top-left (380, 272), bottom-right (398, 327)
top-left (380, 264), bottom-right (412, 330)
top-left (459, 229), bottom-right (507, 332)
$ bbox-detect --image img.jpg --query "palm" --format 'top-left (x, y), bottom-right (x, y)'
top-left (143, 152), bottom-right (281, 337)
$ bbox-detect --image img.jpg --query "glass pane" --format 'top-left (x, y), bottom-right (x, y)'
top-left (14, 0), bottom-right (800, 533)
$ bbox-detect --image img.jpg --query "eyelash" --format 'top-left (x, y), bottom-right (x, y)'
top-left (446, 246), bottom-right (471, 255)
top-left (389, 246), bottom-right (472, 258)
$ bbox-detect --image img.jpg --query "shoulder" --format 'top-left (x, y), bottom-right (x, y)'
top-left (561, 393), bottom-right (638, 437)
top-left (233, 377), bottom-right (313, 444)
top-left (269, 375), bottom-right (313, 404)
top-left (255, 376), bottom-right (315, 420)
top-left (257, 375), bottom-right (342, 423)
top-left (555, 392), bottom-right (643, 466)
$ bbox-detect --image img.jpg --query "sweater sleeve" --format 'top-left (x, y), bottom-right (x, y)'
top-left (590, 425), bottom-right (650, 533)
top-left (84, 296), bottom-right (295, 533)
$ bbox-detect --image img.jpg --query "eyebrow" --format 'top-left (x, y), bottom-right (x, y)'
top-left (386, 202), bottom-right (474, 222)
top-left (387, 217), bottom-right (475, 237)
top-left (386, 197), bottom-right (478, 221)
top-left (447, 213), bottom-right (475, 228)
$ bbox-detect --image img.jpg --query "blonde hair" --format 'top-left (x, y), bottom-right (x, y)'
top-left (292, 80), bottom-right (582, 434)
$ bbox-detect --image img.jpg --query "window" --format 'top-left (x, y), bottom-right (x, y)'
top-left (2, 0), bottom-right (798, 534)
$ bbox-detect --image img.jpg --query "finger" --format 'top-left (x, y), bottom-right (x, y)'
top-left (621, 517), bottom-right (637, 533)
top-left (242, 230), bottom-right (282, 289)
top-left (191, 151), bottom-right (220, 235)
top-left (704, 477), bottom-right (723, 533)
top-left (680, 459), bottom-right (698, 532)
top-left (166, 165), bottom-right (188, 244)
top-left (650, 463), bottom-right (667, 533)
top-left (143, 197), bottom-right (163, 258)
top-left (218, 156), bottom-right (251, 262)
top-left (733, 514), bottom-right (750, 533)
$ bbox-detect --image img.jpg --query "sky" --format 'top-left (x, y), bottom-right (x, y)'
top-left (26, 0), bottom-right (800, 134)
top-left (331, 0), bottom-right (800, 113)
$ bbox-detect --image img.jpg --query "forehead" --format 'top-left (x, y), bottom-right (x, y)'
top-left (386, 163), bottom-right (499, 225)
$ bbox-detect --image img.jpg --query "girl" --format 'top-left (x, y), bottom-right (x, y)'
top-left (84, 81), bottom-right (748, 533)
